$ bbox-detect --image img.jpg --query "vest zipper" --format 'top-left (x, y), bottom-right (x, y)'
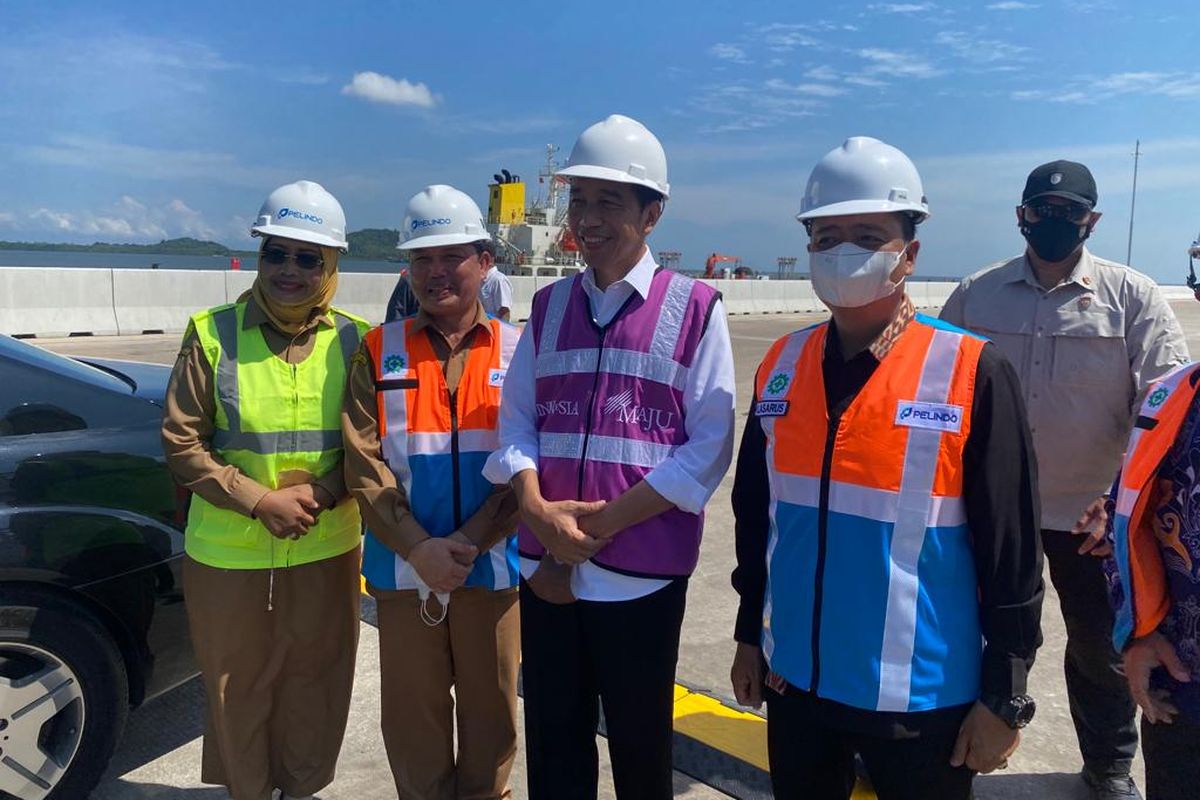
top-left (449, 388), bottom-right (463, 529)
top-left (577, 327), bottom-right (608, 499)
top-left (811, 412), bottom-right (839, 695)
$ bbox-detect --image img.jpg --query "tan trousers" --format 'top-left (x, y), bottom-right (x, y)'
top-left (374, 585), bottom-right (520, 800)
top-left (183, 547), bottom-right (361, 800)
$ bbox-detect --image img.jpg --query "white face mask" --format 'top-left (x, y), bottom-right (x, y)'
top-left (809, 243), bottom-right (906, 308)
top-left (415, 580), bottom-right (450, 627)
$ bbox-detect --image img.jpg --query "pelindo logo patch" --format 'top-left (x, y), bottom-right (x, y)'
top-left (411, 218), bottom-right (452, 230)
top-left (278, 207), bottom-right (323, 225)
top-left (895, 401), bottom-right (963, 433)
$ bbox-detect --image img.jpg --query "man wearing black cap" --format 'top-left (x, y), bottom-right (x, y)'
top-left (941, 161), bottom-right (1189, 799)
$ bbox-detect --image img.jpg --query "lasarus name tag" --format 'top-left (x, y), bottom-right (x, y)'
top-left (895, 401), bottom-right (963, 433)
top-left (755, 400), bottom-right (790, 417)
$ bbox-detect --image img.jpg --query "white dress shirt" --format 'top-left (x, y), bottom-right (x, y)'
top-left (483, 247), bottom-right (736, 600)
top-left (480, 266), bottom-right (514, 318)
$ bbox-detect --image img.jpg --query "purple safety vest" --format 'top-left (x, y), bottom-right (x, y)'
top-left (521, 268), bottom-right (719, 578)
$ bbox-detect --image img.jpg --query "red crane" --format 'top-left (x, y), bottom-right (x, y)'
top-left (704, 253), bottom-right (740, 278)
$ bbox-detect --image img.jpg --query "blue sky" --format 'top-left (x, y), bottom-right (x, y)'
top-left (1, 0), bottom-right (1197, 283)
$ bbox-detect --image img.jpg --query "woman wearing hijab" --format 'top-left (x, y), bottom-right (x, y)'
top-left (162, 180), bottom-right (369, 800)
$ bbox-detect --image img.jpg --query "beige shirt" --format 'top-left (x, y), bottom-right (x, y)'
top-left (941, 247), bottom-right (1189, 529)
top-left (341, 303), bottom-right (518, 561)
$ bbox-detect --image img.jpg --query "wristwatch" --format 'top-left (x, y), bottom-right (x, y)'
top-left (982, 694), bottom-right (1036, 729)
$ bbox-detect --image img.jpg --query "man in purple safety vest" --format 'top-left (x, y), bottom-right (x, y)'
top-left (484, 114), bottom-right (736, 800)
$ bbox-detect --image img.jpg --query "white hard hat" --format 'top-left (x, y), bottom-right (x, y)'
top-left (556, 114), bottom-right (670, 198)
top-left (251, 180), bottom-right (348, 251)
top-left (796, 136), bottom-right (929, 223)
top-left (397, 184), bottom-right (490, 251)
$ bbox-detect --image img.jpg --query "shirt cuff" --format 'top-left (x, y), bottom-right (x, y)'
top-left (229, 473), bottom-right (271, 518)
top-left (734, 600), bottom-right (764, 647)
top-left (483, 445), bottom-right (539, 485)
top-left (979, 651), bottom-right (1030, 700)
top-left (644, 460), bottom-right (710, 514)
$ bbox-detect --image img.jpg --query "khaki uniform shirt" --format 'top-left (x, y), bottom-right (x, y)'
top-left (161, 297), bottom-right (347, 516)
top-left (941, 247), bottom-right (1189, 529)
top-left (341, 303), bottom-right (518, 560)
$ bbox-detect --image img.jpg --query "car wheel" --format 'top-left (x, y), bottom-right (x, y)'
top-left (0, 592), bottom-right (128, 800)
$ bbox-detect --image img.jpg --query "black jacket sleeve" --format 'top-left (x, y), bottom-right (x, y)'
top-left (731, 393), bottom-right (771, 646)
top-left (963, 342), bottom-right (1045, 701)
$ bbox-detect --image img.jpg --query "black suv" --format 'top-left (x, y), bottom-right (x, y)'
top-left (0, 335), bottom-right (195, 799)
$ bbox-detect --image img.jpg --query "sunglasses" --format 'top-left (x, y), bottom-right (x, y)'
top-left (1022, 202), bottom-right (1092, 224)
top-left (261, 247), bottom-right (324, 271)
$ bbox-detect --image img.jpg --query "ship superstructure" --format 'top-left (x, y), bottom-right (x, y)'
top-left (487, 145), bottom-right (584, 278)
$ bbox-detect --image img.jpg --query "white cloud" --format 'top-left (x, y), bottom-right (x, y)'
top-left (804, 65), bottom-right (840, 81)
top-left (754, 23), bottom-right (824, 52)
top-left (934, 31), bottom-right (1028, 64)
top-left (13, 196), bottom-right (223, 242)
top-left (341, 71), bottom-right (438, 109)
top-left (19, 135), bottom-right (286, 188)
top-left (765, 78), bottom-right (847, 97)
top-left (709, 43), bottom-right (750, 63)
top-left (1014, 72), bottom-right (1200, 104)
top-left (858, 48), bottom-right (942, 79)
top-left (986, 1), bottom-right (1038, 8)
top-left (868, 2), bottom-right (935, 12)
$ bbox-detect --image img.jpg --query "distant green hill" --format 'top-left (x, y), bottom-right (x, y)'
top-left (0, 231), bottom-right (406, 261)
top-left (0, 237), bottom-right (249, 255)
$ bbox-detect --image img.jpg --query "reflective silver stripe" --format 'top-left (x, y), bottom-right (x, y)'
top-left (379, 321), bottom-right (412, 492)
top-left (537, 276), bottom-right (575, 356)
top-left (499, 321), bottom-right (521, 370)
top-left (209, 305), bottom-right (344, 456)
top-left (333, 312), bottom-right (360, 367)
top-left (490, 541), bottom-right (513, 590)
top-left (408, 429), bottom-right (498, 456)
top-left (648, 272), bottom-right (693, 361)
top-left (536, 347), bottom-right (688, 391)
top-left (211, 306), bottom-right (241, 434)
top-left (213, 428), bottom-right (342, 453)
top-left (761, 325), bottom-right (818, 664)
top-left (538, 432), bottom-right (676, 469)
top-left (774, 473), bottom-right (966, 528)
top-left (876, 328), bottom-right (962, 712)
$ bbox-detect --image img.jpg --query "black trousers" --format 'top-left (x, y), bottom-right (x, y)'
top-left (519, 577), bottom-right (687, 800)
top-left (1042, 529), bottom-right (1139, 777)
top-left (1142, 715), bottom-right (1200, 800)
top-left (765, 686), bottom-right (975, 800)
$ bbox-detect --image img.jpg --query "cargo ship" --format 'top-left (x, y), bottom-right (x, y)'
top-left (486, 145), bottom-right (584, 278)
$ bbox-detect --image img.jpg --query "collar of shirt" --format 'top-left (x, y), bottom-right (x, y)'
top-left (581, 246), bottom-right (657, 302)
top-left (242, 295), bottom-right (333, 332)
top-left (1009, 246), bottom-right (1097, 293)
top-left (825, 294), bottom-right (915, 364)
top-left (411, 301), bottom-right (493, 347)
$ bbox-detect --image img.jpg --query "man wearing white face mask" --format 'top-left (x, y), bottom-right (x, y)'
top-left (729, 137), bottom-right (1045, 799)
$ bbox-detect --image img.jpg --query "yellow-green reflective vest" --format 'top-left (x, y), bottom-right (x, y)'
top-left (183, 300), bottom-right (368, 569)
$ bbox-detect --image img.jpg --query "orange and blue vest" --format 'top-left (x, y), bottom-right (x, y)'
top-left (1110, 361), bottom-right (1200, 651)
top-left (756, 315), bottom-right (987, 712)
top-left (361, 316), bottom-right (521, 592)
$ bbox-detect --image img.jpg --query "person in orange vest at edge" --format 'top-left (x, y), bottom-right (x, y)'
top-left (483, 114), bottom-right (737, 799)
top-left (1107, 362), bottom-right (1200, 800)
top-left (162, 180), bottom-right (369, 800)
top-left (728, 137), bottom-right (1045, 799)
top-left (342, 184), bottom-right (522, 799)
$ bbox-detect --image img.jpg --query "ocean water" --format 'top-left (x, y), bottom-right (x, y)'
top-left (0, 250), bottom-right (404, 274)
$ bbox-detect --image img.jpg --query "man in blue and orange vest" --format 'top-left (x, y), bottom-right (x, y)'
top-left (342, 185), bottom-right (522, 800)
top-left (729, 137), bottom-right (1046, 799)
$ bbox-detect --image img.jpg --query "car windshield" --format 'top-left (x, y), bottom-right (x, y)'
top-left (0, 334), bottom-right (133, 394)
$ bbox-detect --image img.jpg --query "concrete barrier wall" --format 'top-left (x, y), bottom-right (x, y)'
top-left (0, 267), bottom-right (120, 337)
top-left (1, 266), bottom-right (1192, 338)
top-left (113, 269), bottom-right (227, 335)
